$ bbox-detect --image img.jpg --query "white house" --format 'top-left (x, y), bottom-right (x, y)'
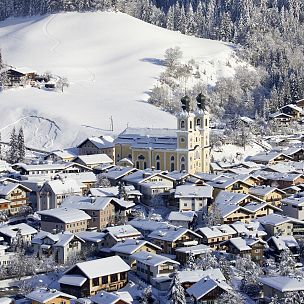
top-left (38, 208), bottom-right (91, 234)
top-left (259, 276), bottom-right (304, 301)
top-left (174, 184), bottom-right (213, 224)
top-left (132, 251), bottom-right (179, 290)
top-left (32, 231), bottom-right (84, 264)
top-left (0, 223), bottom-right (37, 245)
top-left (38, 178), bottom-right (83, 210)
top-left (281, 195), bottom-right (304, 220)
top-left (0, 245), bottom-right (15, 268)
top-left (167, 210), bottom-right (197, 228)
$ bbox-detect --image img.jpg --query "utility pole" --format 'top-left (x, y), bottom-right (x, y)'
top-left (110, 116), bottom-right (113, 131)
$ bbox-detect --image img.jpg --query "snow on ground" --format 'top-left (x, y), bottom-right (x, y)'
top-left (0, 11), bottom-right (241, 149)
top-left (212, 143), bottom-right (265, 163)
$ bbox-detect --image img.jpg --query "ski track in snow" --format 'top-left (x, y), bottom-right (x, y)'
top-left (43, 14), bottom-right (61, 53)
top-left (43, 14), bottom-right (96, 86)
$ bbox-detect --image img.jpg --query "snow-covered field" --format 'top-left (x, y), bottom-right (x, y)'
top-left (0, 11), bottom-right (240, 149)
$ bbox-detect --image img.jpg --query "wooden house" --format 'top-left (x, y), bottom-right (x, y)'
top-left (148, 227), bottom-right (202, 255)
top-left (59, 256), bottom-right (130, 297)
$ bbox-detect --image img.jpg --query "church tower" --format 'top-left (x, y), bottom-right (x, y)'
top-left (176, 94), bottom-right (210, 174)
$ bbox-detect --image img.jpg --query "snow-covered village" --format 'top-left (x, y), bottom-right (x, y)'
top-left (1, 0), bottom-right (304, 304)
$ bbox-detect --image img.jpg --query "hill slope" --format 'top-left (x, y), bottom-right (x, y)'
top-left (0, 11), bottom-right (239, 150)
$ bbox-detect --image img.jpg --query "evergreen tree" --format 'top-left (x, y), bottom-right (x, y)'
top-left (117, 181), bottom-right (127, 199)
top-left (185, 250), bottom-right (197, 270)
top-left (168, 271), bottom-right (186, 304)
top-left (218, 290), bottom-right (245, 304)
top-left (279, 249), bottom-right (302, 277)
top-left (17, 127), bottom-right (25, 162)
top-left (204, 202), bottom-right (223, 226)
top-left (7, 127), bottom-right (18, 164)
top-left (142, 285), bottom-right (153, 304)
top-left (196, 251), bottom-right (218, 270)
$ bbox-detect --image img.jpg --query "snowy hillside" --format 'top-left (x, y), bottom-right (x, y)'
top-left (0, 11), bottom-right (241, 150)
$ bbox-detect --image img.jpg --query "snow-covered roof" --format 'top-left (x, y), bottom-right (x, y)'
top-left (47, 149), bottom-right (76, 159)
top-left (70, 256), bottom-right (130, 279)
top-left (103, 225), bottom-right (141, 239)
top-left (148, 227), bottom-right (201, 242)
top-left (228, 237), bottom-right (259, 251)
top-left (42, 178), bottom-right (83, 195)
top-left (207, 177), bottom-right (251, 189)
top-left (58, 171), bottom-right (97, 183)
top-left (269, 112), bottom-right (293, 119)
top-left (78, 136), bottom-right (114, 149)
top-left (0, 223), bottom-right (37, 238)
top-left (175, 244), bottom-right (211, 254)
top-left (168, 211), bottom-right (196, 222)
top-left (215, 190), bottom-right (264, 207)
top-left (122, 169), bottom-right (172, 185)
top-left (259, 276), bottom-right (304, 292)
top-left (58, 275), bottom-right (88, 286)
top-left (187, 276), bottom-right (232, 300)
top-left (89, 185), bottom-right (136, 197)
top-left (280, 104), bottom-right (304, 113)
top-left (174, 184), bottom-right (213, 198)
top-left (38, 208), bottom-right (91, 223)
top-left (256, 213), bottom-right (291, 226)
top-left (76, 231), bottom-right (105, 243)
top-left (249, 186), bottom-right (285, 197)
top-left (269, 235), bottom-right (299, 251)
top-left (196, 224), bottom-right (236, 239)
top-left (111, 239), bottom-right (161, 255)
top-left (230, 221), bottom-right (267, 237)
top-left (90, 291), bottom-right (132, 304)
top-left (75, 154), bottom-right (113, 166)
top-left (0, 297), bottom-right (13, 304)
top-left (132, 251), bottom-right (179, 267)
top-left (101, 166), bottom-right (138, 180)
top-left (281, 195), bottom-right (304, 207)
top-left (249, 151), bottom-right (292, 163)
top-left (178, 268), bottom-right (225, 284)
top-left (15, 161), bottom-right (89, 172)
top-left (116, 127), bottom-right (177, 150)
top-left (129, 219), bottom-right (175, 232)
top-left (53, 233), bottom-right (84, 247)
top-left (0, 182), bottom-right (31, 195)
top-left (62, 196), bottom-right (134, 211)
top-left (32, 230), bottom-right (60, 244)
top-left (26, 288), bottom-right (76, 303)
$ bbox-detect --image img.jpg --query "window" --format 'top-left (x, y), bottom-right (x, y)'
top-left (156, 155), bottom-right (160, 170)
top-left (102, 276), bottom-right (108, 284)
top-left (110, 273), bottom-right (118, 282)
top-left (92, 277), bottom-right (99, 286)
top-left (120, 272), bottom-right (126, 280)
top-left (180, 137), bottom-right (185, 143)
top-left (196, 118), bottom-right (201, 126)
top-left (190, 121), bottom-right (192, 129)
top-left (170, 156), bottom-right (175, 171)
top-left (180, 156), bottom-right (186, 171)
top-left (180, 120), bottom-right (185, 129)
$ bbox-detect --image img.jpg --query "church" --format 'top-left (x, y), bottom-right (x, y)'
top-left (114, 95), bottom-right (210, 174)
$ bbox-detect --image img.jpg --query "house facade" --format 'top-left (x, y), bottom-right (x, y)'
top-left (59, 256), bottom-right (130, 297)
